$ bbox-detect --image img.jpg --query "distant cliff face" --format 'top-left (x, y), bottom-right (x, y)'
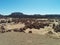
top-left (0, 12), bottom-right (60, 18)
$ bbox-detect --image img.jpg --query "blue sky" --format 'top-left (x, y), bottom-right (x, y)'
top-left (0, 0), bottom-right (60, 15)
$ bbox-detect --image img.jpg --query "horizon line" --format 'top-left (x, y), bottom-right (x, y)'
top-left (0, 12), bottom-right (60, 15)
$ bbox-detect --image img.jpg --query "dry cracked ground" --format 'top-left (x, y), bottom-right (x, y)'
top-left (0, 32), bottom-right (60, 45)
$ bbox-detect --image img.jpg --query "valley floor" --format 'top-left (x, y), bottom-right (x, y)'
top-left (0, 32), bottom-right (60, 45)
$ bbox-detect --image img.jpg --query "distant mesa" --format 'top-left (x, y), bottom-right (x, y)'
top-left (8, 12), bottom-right (24, 18)
top-left (0, 12), bottom-right (60, 18)
top-left (10, 12), bottom-right (24, 15)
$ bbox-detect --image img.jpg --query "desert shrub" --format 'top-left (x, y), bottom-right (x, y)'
top-left (29, 31), bottom-right (32, 33)
top-left (6, 30), bottom-right (11, 32)
top-left (53, 24), bottom-right (55, 29)
top-left (8, 20), bottom-right (11, 23)
top-left (23, 27), bottom-right (27, 30)
top-left (25, 22), bottom-right (33, 29)
top-left (1, 26), bottom-right (5, 30)
top-left (13, 29), bottom-right (19, 32)
top-left (0, 26), bottom-right (5, 33)
top-left (19, 28), bottom-right (24, 32)
top-left (54, 25), bottom-right (60, 32)
top-left (13, 28), bottom-right (25, 33)
top-left (0, 30), bottom-right (5, 33)
top-left (0, 20), bottom-right (6, 23)
top-left (20, 19), bottom-right (49, 29)
top-left (48, 31), bottom-right (53, 34)
top-left (44, 23), bottom-right (49, 26)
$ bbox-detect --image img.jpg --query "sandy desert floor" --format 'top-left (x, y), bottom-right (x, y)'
top-left (0, 32), bottom-right (60, 45)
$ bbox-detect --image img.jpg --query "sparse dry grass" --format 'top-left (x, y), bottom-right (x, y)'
top-left (4, 23), bottom-right (25, 30)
